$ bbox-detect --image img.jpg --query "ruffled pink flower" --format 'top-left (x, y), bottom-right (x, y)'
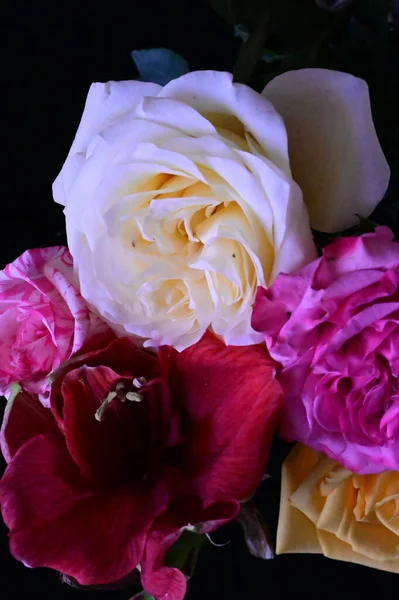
top-left (0, 247), bottom-right (111, 404)
top-left (252, 227), bottom-right (399, 474)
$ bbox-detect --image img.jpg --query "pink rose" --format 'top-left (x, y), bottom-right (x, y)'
top-left (0, 247), bottom-right (111, 404)
top-left (252, 227), bottom-right (399, 474)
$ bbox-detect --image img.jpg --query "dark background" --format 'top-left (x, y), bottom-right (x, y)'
top-left (2, 0), bottom-right (399, 597)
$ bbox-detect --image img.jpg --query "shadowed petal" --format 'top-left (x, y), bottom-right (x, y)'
top-left (60, 364), bottom-right (171, 487)
top-left (61, 365), bottom-right (133, 485)
top-left (0, 387), bottom-right (60, 463)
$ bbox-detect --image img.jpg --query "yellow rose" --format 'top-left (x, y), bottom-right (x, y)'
top-left (277, 444), bottom-right (399, 573)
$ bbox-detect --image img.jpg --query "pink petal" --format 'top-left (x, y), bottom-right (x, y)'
top-left (319, 227), bottom-right (399, 277)
top-left (141, 527), bottom-right (187, 600)
top-left (0, 246), bottom-right (110, 401)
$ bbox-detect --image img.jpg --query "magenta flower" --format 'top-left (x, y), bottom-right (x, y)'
top-left (253, 227), bottom-right (399, 474)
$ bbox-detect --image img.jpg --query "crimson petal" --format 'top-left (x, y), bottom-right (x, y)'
top-left (165, 333), bottom-right (282, 504)
top-left (0, 435), bottom-right (168, 586)
top-left (0, 386), bottom-right (60, 463)
top-left (1, 434), bottom-right (90, 532)
top-left (61, 365), bottom-right (132, 485)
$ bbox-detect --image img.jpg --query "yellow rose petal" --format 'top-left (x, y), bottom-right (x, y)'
top-left (277, 444), bottom-right (399, 574)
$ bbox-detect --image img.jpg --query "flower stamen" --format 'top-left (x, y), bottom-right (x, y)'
top-left (95, 381), bottom-right (143, 420)
top-left (125, 391), bottom-right (143, 402)
top-left (95, 391), bottom-right (117, 422)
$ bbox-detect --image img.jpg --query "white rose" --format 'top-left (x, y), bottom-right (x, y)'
top-left (53, 70), bottom-right (388, 350)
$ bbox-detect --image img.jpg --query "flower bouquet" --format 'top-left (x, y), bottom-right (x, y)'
top-left (2, 1), bottom-right (399, 598)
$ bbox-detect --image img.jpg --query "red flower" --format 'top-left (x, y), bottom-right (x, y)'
top-left (0, 334), bottom-right (281, 600)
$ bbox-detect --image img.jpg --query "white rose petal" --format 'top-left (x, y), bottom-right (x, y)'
top-left (53, 80), bottom-right (161, 207)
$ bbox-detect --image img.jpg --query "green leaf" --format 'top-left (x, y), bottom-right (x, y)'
top-left (233, 11), bottom-right (269, 84)
top-left (1, 383), bottom-right (22, 433)
top-left (131, 48), bottom-right (190, 85)
top-left (165, 530), bottom-right (205, 577)
top-left (8, 382), bottom-right (22, 401)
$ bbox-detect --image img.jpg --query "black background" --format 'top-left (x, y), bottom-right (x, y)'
top-left (2, 0), bottom-right (399, 597)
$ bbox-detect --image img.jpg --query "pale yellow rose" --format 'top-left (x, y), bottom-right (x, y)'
top-left (53, 70), bottom-right (389, 351)
top-left (277, 444), bottom-right (399, 573)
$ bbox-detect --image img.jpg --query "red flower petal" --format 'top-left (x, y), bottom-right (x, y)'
top-left (0, 387), bottom-right (60, 463)
top-left (61, 365), bottom-right (132, 485)
top-left (1, 434), bottom-right (90, 531)
top-left (164, 333), bottom-right (282, 505)
top-left (0, 435), bottom-right (168, 586)
top-left (141, 528), bottom-right (186, 600)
